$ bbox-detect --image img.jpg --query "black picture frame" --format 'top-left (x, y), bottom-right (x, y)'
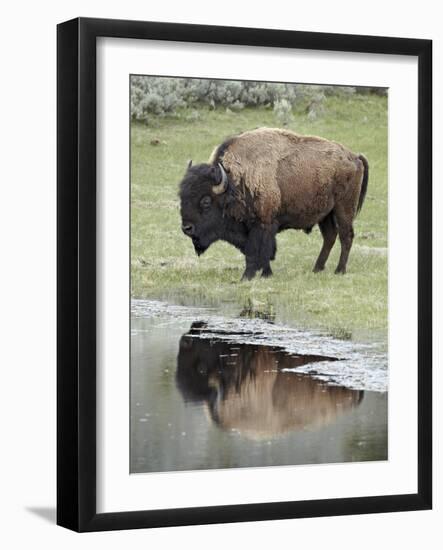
top-left (57, 17), bottom-right (432, 532)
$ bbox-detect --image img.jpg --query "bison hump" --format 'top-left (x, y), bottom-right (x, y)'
top-left (219, 130), bottom-right (288, 223)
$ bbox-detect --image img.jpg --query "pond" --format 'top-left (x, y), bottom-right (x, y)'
top-left (131, 300), bottom-right (388, 473)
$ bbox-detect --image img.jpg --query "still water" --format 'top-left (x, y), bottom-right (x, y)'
top-left (131, 301), bottom-right (388, 473)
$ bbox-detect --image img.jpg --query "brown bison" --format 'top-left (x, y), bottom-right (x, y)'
top-left (176, 324), bottom-right (363, 439)
top-left (179, 128), bottom-right (368, 280)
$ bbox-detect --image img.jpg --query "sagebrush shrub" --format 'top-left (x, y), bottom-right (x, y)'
top-left (130, 76), bottom-right (385, 124)
top-left (273, 98), bottom-right (293, 126)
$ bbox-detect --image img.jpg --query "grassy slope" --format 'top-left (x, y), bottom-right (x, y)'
top-left (131, 95), bottom-right (387, 336)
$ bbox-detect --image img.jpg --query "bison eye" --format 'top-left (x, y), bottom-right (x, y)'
top-left (200, 195), bottom-right (212, 210)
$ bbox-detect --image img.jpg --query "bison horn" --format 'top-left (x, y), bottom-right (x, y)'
top-left (212, 163), bottom-right (228, 195)
top-left (187, 159), bottom-right (193, 169)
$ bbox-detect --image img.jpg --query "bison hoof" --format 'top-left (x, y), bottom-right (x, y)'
top-left (313, 264), bottom-right (325, 273)
top-left (241, 270), bottom-right (256, 281)
top-left (334, 266), bottom-right (346, 275)
top-left (261, 267), bottom-right (273, 278)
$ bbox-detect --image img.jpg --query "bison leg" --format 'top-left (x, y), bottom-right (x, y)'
top-left (334, 205), bottom-right (355, 274)
top-left (270, 238), bottom-right (277, 261)
top-left (313, 212), bottom-right (337, 272)
top-left (242, 224), bottom-right (276, 280)
top-left (261, 231), bottom-right (277, 278)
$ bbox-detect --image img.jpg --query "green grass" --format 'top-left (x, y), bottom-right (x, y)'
top-left (131, 94), bottom-right (388, 336)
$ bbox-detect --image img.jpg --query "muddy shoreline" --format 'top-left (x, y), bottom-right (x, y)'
top-left (132, 299), bottom-right (388, 393)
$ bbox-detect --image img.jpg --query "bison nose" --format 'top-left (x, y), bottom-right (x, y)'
top-left (182, 223), bottom-right (195, 236)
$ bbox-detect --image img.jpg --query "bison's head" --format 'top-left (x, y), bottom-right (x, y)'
top-left (179, 161), bottom-right (230, 255)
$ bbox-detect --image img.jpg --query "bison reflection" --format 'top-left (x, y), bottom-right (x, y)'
top-left (176, 323), bottom-right (363, 439)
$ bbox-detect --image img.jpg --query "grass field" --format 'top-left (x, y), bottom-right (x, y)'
top-left (131, 94), bottom-right (388, 337)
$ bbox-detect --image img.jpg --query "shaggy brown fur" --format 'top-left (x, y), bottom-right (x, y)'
top-left (210, 128), bottom-right (363, 223)
top-left (210, 127), bottom-right (368, 274)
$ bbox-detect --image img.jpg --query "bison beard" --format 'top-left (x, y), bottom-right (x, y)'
top-left (179, 128), bottom-right (368, 280)
top-left (192, 237), bottom-right (206, 256)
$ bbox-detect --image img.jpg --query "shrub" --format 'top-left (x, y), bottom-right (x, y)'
top-left (273, 98), bottom-right (293, 126)
top-left (131, 77), bottom-right (299, 123)
top-left (130, 76), bottom-right (385, 124)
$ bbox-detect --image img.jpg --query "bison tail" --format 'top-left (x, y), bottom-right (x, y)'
top-left (356, 154), bottom-right (369, 215)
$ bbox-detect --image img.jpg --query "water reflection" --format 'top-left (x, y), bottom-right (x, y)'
top-left (176, 322), bottom-right (364, 440)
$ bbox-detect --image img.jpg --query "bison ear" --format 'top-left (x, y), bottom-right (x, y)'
top-left (187, 159), bottom-right (193, 170)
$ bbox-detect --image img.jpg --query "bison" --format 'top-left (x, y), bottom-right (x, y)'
top-left (179, 128), bottom-right (368, 280)
top-left (176, 323), bottom-right (363, 439)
